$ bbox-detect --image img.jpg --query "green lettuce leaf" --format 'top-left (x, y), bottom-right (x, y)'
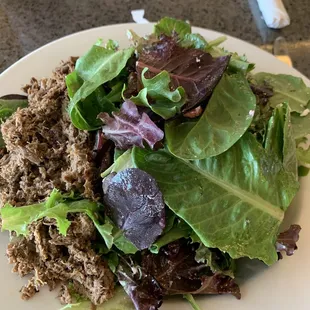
top-left (0, 189), bottom-right (99, 236)
top-left (0, 95), bottom-right (28, 147)
top-left (0, 189), bottom-right (137, 253)
top-left (298, 165), bottom-right (310, 176)
top-left (133, 133), bottom-right (299, 265)
top-left (295, 136), bottom-right (310, 167)
top-left (253, 73), bottom-right (310, 113)
top-left (150, 220), bottom-right (191, 254)
top-left (183, 294), bottom-right (202, 310)
top-left (106, 217), bottom-right (138, 254)
top-left (66, 71), bottom-right (117, 130)
top-left (59, 286), bottom-right (134, 310)
top-left (67, 44), bottom-right (134, 130)
top-left (181, 33), bottom-right (208, 49)
top-left (101, 149), bottom-right (133, 178)
top-left (130, 68), bottom-right (186, 119)
top-left (291, 109), bottom-right (310, 139)
top-left (0, 96), bottom-right (28, 120)
top-left (265, 103), bottom-right (298, 177)
top-left (105, 39), bottom-right (119, 50)
top-left (195, 244), bottom-right (235, 278)
top-left (165, 72), bottom-right (256, 160)
top-left (207, 46), bottom-right (254, 73)
top-left (154, 17), bottom-right (191, 38)
top-left (287, 106), bottom-right (310, 167)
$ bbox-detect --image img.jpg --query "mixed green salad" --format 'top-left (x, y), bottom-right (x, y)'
top-left (1, 17), bottom-right (308, 310)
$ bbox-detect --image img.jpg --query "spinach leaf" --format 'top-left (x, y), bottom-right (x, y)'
top-left (133, 133), bottom-right (299, 265)
top-left (265, 103), bottom-right (298, 177)
top-left (165, 72), bottom-right (256, 160)
top-left (253, 73), bottom-right (310, 113)
top-left (66, 71), bottom-right (117, 130)
top-left (129, 68), bottom-right (186, 119)
top-left (0, 95), bottom-right (28, 147)
top-left (67, 44), bottom-right (134, 130)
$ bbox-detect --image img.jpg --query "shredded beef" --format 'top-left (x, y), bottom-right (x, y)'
top-left (0, 58), bottom-right (98, 206)
top-left (7, 214), bottom-right (114, 305)
top-left (0, 59), bottom-right (115, 305)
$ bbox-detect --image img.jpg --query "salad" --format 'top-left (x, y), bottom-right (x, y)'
top-left (0, 17), bottom-right (307, 310)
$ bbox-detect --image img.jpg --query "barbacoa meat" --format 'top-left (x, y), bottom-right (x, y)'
top-left (7, 214), bottom-right (114, 305)
top-left (0, 58), bottom-right (98, 206)
top-left (0, 59), bottom-right (115, 305)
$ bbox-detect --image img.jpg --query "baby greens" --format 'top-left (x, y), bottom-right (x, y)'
top-left (133, 132), bottom-right (299, 265)
top-left (166, 72), bottom-right (256, 159)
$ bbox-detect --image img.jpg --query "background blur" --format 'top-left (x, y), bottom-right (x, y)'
top-left (0, 0), bottom-right (309, 76)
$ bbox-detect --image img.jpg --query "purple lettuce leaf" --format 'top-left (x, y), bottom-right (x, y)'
top-left (117, 257), bottom-right (163, 310)
top-left (99, 100), bottom-right (164, 150)
top-left (142, 239), bottom-right (240, 298)
top-left (136, 36), bottom-right (230, 112)
top-left (103, 168), bottom-right (165, 250)
top-left (276, 224), bottom-right (301, 257)
top-left (117, 239), bottom-right (240, 310)
top-left (191, 273), bottom-right (241, 299)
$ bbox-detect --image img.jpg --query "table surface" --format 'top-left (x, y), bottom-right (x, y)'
top-left (0, 0), bottom-right (309, 77)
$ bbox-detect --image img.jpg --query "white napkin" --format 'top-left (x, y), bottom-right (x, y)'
top-left (257, 0), bottom-right (290, 29)
top-left (131, 10), bottom-right (150, 24)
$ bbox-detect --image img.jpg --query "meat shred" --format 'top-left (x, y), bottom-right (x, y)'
top-left (0, 58), bottom-right (98, 206)
top-left (0, 60), bottom-right (115, 305)
top-left (7, 214), bottom-right (114, 304)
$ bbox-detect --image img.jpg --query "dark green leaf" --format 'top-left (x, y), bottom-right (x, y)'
top-left (265, 103), bottom-right (298, 177)
top-left (165, 72), bottom-right (256, 159)
top-left (150, 220), bottom-right (191, 254)
top-left (253, 73), bottom-right (310, 113)
top-left (66, 71), bottom-right (117, 130)
top-left (133, 133), bottom-right (299, 265)
top-left (67, 44), bottom-right (134, 130)
top-left (180, 33), bottom-right (208, 49)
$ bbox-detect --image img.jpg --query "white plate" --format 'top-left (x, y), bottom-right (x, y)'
top-left (0, 23), bottom-right (309, 310)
